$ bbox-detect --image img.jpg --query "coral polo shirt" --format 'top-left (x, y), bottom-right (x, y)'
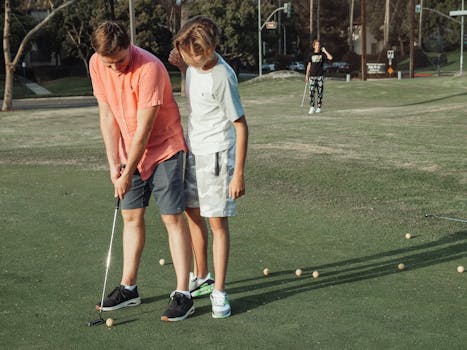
top-left (90, 45), bottom-right (186, 180)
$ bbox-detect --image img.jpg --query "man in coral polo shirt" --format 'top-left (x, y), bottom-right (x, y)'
top-left (89, 21), bottom-right (194, 322)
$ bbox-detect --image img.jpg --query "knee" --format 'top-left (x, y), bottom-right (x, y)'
top-left (122, 209), bottom-right (145, 225)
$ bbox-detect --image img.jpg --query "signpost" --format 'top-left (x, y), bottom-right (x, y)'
top-left (450, 5), bottom-right (466, 76)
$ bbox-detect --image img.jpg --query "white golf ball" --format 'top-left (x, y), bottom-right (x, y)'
top-left (312, 270), bottom-right (319, 278)
top-left (159, 258), bottom-right (165, 266)
top-left (106, 318), bottom-right (114, 328)
top-left (405, 233), bottom-right (412, 240)
top-left (263, 268), bottom-right (270, 276)
top-left (295, 268), bottom-right (303, 277)
top-left (398, 263), bottom-right (405, 271)
top-left (457, 265), bottom-right (464, 273)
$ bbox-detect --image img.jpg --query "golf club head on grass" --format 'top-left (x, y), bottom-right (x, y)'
top-left (87, 317), bottom-right (105, 327)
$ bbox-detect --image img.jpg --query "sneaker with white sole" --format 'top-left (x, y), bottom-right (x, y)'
top-left (315, 107), bottom-right (321, 113)
top-left (189, 272), bottom-right (215, 298)
top-left (96, 285), bottom-right (141, 311)
top-left (210, 290), bottom-right (231, 319)
top-left (160, 291), bottom-right (195, 322)
top-left (308, 106), bottom-right (315, 114)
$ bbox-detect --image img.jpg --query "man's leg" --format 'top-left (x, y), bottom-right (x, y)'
top-left (121, 208), bottom-right (146, 286)
top-left (161, 213), bottom-right (193, 291)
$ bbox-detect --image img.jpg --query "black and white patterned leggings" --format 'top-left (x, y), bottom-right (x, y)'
top-left (309, 76), bottom-right (324, 108)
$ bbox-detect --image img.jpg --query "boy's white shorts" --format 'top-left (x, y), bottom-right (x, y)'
top-left (184, 145), bottom-right (236, 217)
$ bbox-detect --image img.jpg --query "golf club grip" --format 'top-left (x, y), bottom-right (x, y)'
top-left (115, 196), bottom-right (120, 209)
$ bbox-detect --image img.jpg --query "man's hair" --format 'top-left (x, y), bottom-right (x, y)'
top-left (92, 21), bottom-right (131, 56)
top-left (312, 39), bottom-right (320, 47)
top-left (173, 16), bottom-right (220, 56)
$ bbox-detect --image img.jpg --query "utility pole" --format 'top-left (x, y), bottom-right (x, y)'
top-left (316, 0), bottom-right (320, 40)
top-left (361, 0), bottom-right (367, 80)
top-left (409, 0), bottom-right (415, 78)
top-left (310, 0), bottom-right (314, 48)
top-left (129, 0), bottom-right (136, 44)
top-left (418, 0), bottom-right (423, 46)
top-left (384, 0), bottom-right (390, 48)
top-left (349, 0), bottom-right (354, 50)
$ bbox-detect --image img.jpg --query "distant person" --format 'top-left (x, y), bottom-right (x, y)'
top-left (169, 16), bottom-right (249, 318)
top-left (305, 39), bottom-right (333, 114)
top-left (89, 21), bottom-right (194, 322)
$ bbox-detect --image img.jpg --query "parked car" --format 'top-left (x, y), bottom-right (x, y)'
top-left (262, 62), bottom-right (276, 72)
top-left (331, 61), bottom-right (351, 73)
top-left (288, 61), bottom-right (305, 72)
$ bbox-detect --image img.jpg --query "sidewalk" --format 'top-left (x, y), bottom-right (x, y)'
top-left (4, 96), bottom-right (98, 110)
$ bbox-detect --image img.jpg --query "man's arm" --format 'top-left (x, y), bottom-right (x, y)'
top-left (229, 116), bottom-right (248, 200)
top-left (98, 102), bottom-right (121, 187)
top-left (305, 62), bottom-right (311, 82)
top-left (115, 106), bottom-right (160, 199)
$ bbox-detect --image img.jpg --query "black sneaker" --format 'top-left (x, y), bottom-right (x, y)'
top-left (95, 285), bottom-right (141, 311)
top-left (160, 291), bottom-right (195, 322)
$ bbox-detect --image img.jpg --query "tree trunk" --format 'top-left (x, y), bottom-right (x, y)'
top-left (361, 0), bottom-right (367, 80)
top-left (2, 0), bottom-right (13, 111)
top-left (2, 0), bottom-right (76, 111)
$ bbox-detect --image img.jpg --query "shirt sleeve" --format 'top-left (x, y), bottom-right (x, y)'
top-left (89, 54), bottom-right (107, 104)
top-left (214, 67), bottom-right (245, 123)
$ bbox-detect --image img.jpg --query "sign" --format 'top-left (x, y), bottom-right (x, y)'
top-left (449, 10), bottom-right (467, 16)
top-left (387, 50), bottom-right (394, 59)
top-left (387, 66), bottom-right (394, 75)
top-left (367, 63), bottom-right (386, 74)
top-left (415, 4), bottom-right (421, 14)
top-left (265, 21), bottom-right (277, 30)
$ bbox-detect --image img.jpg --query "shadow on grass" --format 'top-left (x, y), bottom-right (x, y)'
top-left (399, 91), bottom-right (467, 106)
top-left (228, 229), bottom-right (467, 316)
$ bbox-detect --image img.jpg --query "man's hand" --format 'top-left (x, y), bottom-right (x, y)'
top-left (114, 171), bottom-right (132, 200)
top-left (229, 174), bottom-right (245, 200)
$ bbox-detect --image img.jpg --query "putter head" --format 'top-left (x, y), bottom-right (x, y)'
top-left (87, 317), bottom-right (105, 327)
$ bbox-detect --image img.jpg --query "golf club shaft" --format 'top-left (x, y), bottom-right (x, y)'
top-left (301, 82), bottom-right (308, 107)
top-left (98, 197), bottom-right (121, 315)
top-left (425, 214), bottom-right (467, 224)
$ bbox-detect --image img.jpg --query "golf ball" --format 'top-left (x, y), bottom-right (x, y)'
top-left (106, 318), bottom-right (114, 328)
top-left (295, 268), bottom-right (303, 277)
top-left (398, 263), bottom-right (405, 271)
top-left (405, 233), bottom-right (411, 240)
top-left (457, 265), bottom-right (464, 273)
top-left (312, 270), bottom-right (319, 278)
top-left (159, 258), bottom-right (165, 266)
top-left (263, 268), bottom-right (270, 276)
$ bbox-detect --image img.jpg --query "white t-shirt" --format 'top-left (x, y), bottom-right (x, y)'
top-left (186, 53), bottom-right (245, 155)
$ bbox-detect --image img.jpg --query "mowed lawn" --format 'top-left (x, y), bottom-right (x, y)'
top-left (1, 74), bottom-right (466, 349)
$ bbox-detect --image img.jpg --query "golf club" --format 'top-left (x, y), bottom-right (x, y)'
top-left (88, 196), bottom-right (120, 327)
top-left (300, 81), bottom-right (308, 107)
top-left (424, 213), bottom-right (467, 224)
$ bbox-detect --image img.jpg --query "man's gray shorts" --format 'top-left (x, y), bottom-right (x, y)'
top-left (121, 151), bottom-right (185, 215)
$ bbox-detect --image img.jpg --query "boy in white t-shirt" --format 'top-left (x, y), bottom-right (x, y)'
top-left (169, 16), bottom-right (248, 318)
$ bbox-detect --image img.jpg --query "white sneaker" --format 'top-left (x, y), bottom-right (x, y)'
top-left (210, 290), bottom-right (231, 318)
top-left (315, 107), bottom-right (321, 113)
top-left (308, 106), bottom-right (315, 114)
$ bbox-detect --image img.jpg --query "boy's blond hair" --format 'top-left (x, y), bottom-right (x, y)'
top-left (173, 16), bottom-right (220, 56)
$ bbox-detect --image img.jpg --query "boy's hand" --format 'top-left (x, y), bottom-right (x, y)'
top-left (229, 174), bottom-right (245, 200)
top-left (169, 48), bottom-right (188, 73)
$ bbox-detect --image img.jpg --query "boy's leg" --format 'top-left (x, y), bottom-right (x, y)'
top-left (208, 217), bottom-right (230, 292)
top-left (309, 77), bottom-right (317, 106)
top-left (317, 76), bottom-right (324, 108)
top-left (185, 207), bottom-right (209, 279)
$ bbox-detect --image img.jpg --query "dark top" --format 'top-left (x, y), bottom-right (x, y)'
top-left (308, 51), bottom-right (328, 76)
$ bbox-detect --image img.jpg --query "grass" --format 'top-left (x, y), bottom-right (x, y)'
top-left (1, 75), bottom-right (466, 349)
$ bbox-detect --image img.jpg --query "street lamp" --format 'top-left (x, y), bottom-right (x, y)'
top-left (258, 2), bottom-right (292, 77)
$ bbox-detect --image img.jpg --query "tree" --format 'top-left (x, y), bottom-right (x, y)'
top-left (2, 0), bottom-right (76, 111)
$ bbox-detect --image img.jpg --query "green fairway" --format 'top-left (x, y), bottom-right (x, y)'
top-left (1, 75), bottom-right (466, 349)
